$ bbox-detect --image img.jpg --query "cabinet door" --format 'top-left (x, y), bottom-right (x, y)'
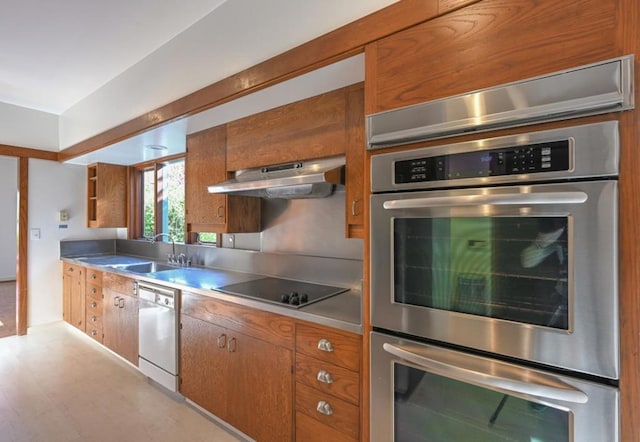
top-left (70, 276), bottom-right (86, 331)
top-left (62, 274), bottom-right (72, 324)
top-left (345, 85), bottom-right (365, 239)
top-left (180, 314), bottom-right (229, 421)
top-left (103, 289), bottom-right (139, 365)
top-left (228, 333), bottom-right (293, 442)
top-left (185, 125), bottom-right (228, 227)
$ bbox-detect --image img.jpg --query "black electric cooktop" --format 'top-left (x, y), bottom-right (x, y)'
top-left (216, 277), bottom-right (348, 309)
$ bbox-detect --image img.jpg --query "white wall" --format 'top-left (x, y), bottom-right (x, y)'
top-left (0, 156), bottom-right (17, 280)
top-left (28, 159), bottom-right (119, 326)
top-left (59, 0), bottom-right (398, 148)
top-left (0, 102), bottom-right (58, 150)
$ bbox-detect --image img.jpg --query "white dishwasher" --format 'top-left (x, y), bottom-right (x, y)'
top-left (137, 281), bottom-right (179, 392)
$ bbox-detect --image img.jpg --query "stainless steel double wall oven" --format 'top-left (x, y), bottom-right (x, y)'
top-left (368, 56), bottom-right (634, 442)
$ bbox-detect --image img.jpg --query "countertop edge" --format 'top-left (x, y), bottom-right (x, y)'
top-left (61, 256), bottom-right (363, 335)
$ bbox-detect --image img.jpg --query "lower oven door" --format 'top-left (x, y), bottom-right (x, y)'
top-left (371, 332), bottom-right (619, 442)
top-left (370, 179), bottom-right (618, 379)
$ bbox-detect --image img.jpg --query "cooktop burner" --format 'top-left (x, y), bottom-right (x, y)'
top-left (216, 277), bottom-right (348, 309)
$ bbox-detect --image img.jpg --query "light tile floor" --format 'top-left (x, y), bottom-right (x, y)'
top-left (0, 322), bottom-right (243, 442)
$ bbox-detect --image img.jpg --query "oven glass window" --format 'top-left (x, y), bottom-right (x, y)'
top-left (393, 217), bottom-right (569, 329)
top-left (394, 363), bottom-right (569, 441)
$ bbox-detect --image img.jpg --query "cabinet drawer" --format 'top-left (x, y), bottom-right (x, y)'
top-left (63, 262), bottom-right (83, 278)
top-left (86, 297), bottom-right (103, 316)
top-left (86, 269), bottom-right (102, 285)
top-left (86, 283), bottom-right (102, 301)
top-left (86, 316), bottom-right (103, 343)
top-left (296, 411), bottom-right (357, 442)
top-left (296, 353), bottom-right (360, 405)
top-left (295, 382), bottom-right (359, 440)
top-left (296, 323), bottom-right (361, 372)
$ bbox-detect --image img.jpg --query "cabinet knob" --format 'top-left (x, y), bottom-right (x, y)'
top-left (316, 370), bottom-right (334, 384)
top-left (227, 337), bottom-right (237, 353)
top-left (91, 274), bottom-right (97, 280)
top-left (217, 334), bottom-right (227, 349)
top-left (91, 316), bottom-right (98, 322)
top-left (91, 330), bottom-right (97, 336)
top-left (68, 267), bottom-right (74, 273)
top-left (317, 339), bottom-right (334, 353)
top-left (91, 288), bottom-right (97, 294)
top-left (91, 301), bottom-right (97, 308)
top-left (316, 400), bottom-right (333, 416)
top-left (351, 199), bottom-right (360, 216)
top-left (217, 205), bottom-right (224, 218)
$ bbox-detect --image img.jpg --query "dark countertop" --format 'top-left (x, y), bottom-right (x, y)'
top-left (62, 254), bottom-right (362, 334)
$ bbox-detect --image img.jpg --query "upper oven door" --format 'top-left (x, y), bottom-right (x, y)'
top-left (370, 180), bottom-right (618, 379)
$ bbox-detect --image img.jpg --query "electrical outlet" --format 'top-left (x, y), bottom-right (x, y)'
top-left (30, 228), bottom-right (41, 240)
top-left (227, 234), bottom-right (235, 248)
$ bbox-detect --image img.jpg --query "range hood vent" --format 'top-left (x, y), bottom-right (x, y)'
top-left (208, 155), bottom-right (345, 199)
top-left (367, 55), bottom-right (634, 149)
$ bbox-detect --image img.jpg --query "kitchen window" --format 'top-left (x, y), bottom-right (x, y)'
top-left (133, 156), bottom-right (185, 242)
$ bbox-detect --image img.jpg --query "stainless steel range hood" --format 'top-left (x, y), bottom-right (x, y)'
top-left (207, 155), bottom-right (345, 199)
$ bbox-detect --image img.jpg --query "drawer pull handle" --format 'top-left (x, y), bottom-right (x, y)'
top-left (227, 337), bottom-right (237, 353)
top-left (317, 339), bottom-right (334, 352)
top-left (316, 401), bottom-right (333, 416)
top-left (91, 301), bottom-right (97, 308)
top-left (316, 370), bottom-right (334, 384)
top-left (118, 298), bottom-right (125, 309)
top-left (217, 205), bottom-right (224, 218)
top-left (217, 334), bottom-right (227, 349)
top-left (91, 316), bottom-right (97, 323)
top-left (351, 199), bottom-right (360, 216)
top-left (91, 330), bottom-right (97, 336)
top-left (91, 288), bottom-right (97, 294)
top-left (113, 296), bottom-right (120, 307)
top-left (91, 274), bottom-right (97, 280)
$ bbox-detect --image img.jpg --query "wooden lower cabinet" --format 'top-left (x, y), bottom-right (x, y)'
top-left (102, 274), bottom-right (139, 366)
top-left (62, 263), bottom-right (85, 331)
top-left (180, 293), bottom-right (294, 441)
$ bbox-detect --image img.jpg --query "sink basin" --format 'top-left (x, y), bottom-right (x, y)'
top-left (119, 262), bottom-right (177, 274)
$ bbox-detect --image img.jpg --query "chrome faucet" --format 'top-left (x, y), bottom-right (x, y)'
top-left (149, 233), bottom-right (176, 263)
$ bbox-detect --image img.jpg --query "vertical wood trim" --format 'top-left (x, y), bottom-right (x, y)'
top-left (361, 148), bottom-right (372, 442)
top-left (364, 43), bottom-right (378, 116)
top-left (16, 157), bottom-right (28, 335)
top-left (617, 0), bottom-right (640, 440)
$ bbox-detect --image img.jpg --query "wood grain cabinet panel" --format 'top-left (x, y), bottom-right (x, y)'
top-left (102, 275), bottom-right (138, 366)
top-left (62, 263), bottom-right (85, 332)
top-left (87, 163), bottom-right (127, 228)
top-left (185, 125), bottom-right (260, 234)
top-left (295, 411), bottom-right (357, 442)
top-left (180, 293), bottom-right (293, 441)
top-left (226, 87), bottom-right (350, 171)
top-left (345, 84), bottom-right (365, 239)
top-left (295, 382), bottom-right (359, 440)
top-left (366, 0), bottom-right (620, 115)
top-left (295, 323), bottom-right (361, 372)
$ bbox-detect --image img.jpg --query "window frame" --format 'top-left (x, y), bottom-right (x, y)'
top-left (130, 153), bottom-right (186, 241)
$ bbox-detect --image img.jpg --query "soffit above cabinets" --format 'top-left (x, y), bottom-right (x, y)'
top-left (65, 54), bottom-right (365, 166)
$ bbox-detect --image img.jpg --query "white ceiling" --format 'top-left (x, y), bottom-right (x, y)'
top-left (0, 0), bottom-right (227, 114)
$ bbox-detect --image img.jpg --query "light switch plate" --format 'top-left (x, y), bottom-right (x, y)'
top-left (30, 228), bottom-right (41, 240)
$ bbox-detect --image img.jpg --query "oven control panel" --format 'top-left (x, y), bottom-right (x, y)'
top-left (394, 140), bottom-right (570, 184)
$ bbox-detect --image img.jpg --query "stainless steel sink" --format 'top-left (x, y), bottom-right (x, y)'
top-left (120, 262), bottom-right (177, 274)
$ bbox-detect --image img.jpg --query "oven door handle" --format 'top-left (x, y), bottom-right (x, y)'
top-left (383, 343), bottom-right (588, 404)
top-left (382, 191), bottom-right (588, 210)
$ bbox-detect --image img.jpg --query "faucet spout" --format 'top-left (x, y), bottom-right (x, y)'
top-left (150, 233), bottom-right (176, 257)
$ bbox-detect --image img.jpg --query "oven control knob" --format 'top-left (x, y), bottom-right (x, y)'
top-left (280, 293), bottom-right (290, 303)
top-left (290, 294), bottom-right (300, 305)
top-left (300, 293), bottom-right (309, 304)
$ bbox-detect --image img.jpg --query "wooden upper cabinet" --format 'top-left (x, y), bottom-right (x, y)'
top-left (226, 85), bottom-right (354, 171)
top-left (185, 125), bottom-right (260, 234)
top-left (87, 162), bottom-right (127, 228)
top-left (345, 85), bottom-right (365, 239)
top-left (365, 0), bottom-right (621, 115)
